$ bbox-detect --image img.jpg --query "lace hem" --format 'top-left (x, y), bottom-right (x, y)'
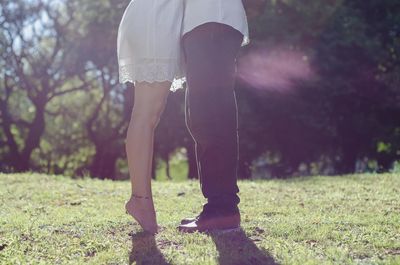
top-left (242, 35), bottom-right (250, 47)
top-left (118, 61), bottom-right (185, 92)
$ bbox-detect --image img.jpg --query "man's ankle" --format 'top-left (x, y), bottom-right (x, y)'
top-left (202, 203), bottom-right (240, 216)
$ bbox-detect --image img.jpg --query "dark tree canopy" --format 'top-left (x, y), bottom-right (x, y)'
top-left (1, 0), bottom-right (399, 179)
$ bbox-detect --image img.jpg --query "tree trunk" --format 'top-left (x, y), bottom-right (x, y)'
top-left (18, 103), bottom-right (46, 172)
top-left (238, 159), bottom-right (252, 179)
top-left (165, 154), bottom-right (172, 180)
top-left (89, 146), bottom-right (118, 179)
top-left (151, 155), bottom-right (157, 180)
top-left (185, 144), bottom-right (198, 179)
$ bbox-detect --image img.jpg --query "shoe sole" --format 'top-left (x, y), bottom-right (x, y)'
top-left (180, 219), bottom-right (197, 225)
top-left (205, 226), bottom-right (242, 234)
top-left (178, 226), bottom-right (241, 234)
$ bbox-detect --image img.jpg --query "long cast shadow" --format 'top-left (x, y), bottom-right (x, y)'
top-left (209, 227), bottom-right (278, 265)
top-left (129, 230), bottom-right (171, 265)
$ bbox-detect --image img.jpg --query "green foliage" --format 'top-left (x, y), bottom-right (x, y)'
top-left (156, 149), bottom-right (189, 182)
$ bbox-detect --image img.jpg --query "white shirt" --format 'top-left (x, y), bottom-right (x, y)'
top-left (183, 0), bottom-right (250, 46)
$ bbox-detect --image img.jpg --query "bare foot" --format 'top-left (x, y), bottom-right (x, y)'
top-left (125, 196), bottom-right (159, 234)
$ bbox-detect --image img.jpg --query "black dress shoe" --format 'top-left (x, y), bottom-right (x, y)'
top-left (178, 211), bottom-right (241, 233)
top-left (181, 204), bottom-right (240, 225)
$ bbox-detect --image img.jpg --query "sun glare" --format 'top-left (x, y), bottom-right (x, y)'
top-left (237, 46), bottom-right (315, 92)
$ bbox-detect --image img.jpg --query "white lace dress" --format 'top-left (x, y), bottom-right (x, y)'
top-left (117, 0), bottom-right (249, 92)
top-left (117, 0), bottom-right (185, 91)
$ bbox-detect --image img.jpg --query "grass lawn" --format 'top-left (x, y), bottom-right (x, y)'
top-left (0, 172), bottom-right (399, 265)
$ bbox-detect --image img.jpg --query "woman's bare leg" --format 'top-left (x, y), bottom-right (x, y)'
top-left (125, 81), bottom-right (171, 234)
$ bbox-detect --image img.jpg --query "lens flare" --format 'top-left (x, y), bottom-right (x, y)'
top-left (237, 46), bottom-right (315, 92)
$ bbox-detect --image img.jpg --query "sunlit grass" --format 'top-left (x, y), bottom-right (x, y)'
top-left (0, 172), bottom-right (399, 264)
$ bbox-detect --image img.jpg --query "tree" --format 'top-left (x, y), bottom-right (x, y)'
top-left (0, 0), bottom-right (90, 172)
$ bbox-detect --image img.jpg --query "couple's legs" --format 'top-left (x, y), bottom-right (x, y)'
top-left (183, 23), bottom-right (243, 215)
top-left (125, 81), bottom-right (171, 233)
top-left (125, 22), bottom-right (243, 233)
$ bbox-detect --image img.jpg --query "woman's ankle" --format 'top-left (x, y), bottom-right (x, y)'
top-left (127, 196), bottom-right (155, 211)
top-left (130, 193), bottom-right (152, 200)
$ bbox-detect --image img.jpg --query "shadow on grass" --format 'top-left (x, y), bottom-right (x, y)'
top-left (209, 228), bottom-right (278, 265)
top-left (129, 231), bottom-right (170, 265)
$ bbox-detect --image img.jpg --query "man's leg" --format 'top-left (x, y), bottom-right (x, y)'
top-left (183, 22), bottom-right (243, 216)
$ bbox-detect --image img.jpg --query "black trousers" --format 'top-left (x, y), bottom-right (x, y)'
top-left (182, 23), bottom-right (243, 214)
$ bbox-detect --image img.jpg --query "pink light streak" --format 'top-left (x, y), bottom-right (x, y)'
top-left (237, 46), bottom-right (315, 92)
